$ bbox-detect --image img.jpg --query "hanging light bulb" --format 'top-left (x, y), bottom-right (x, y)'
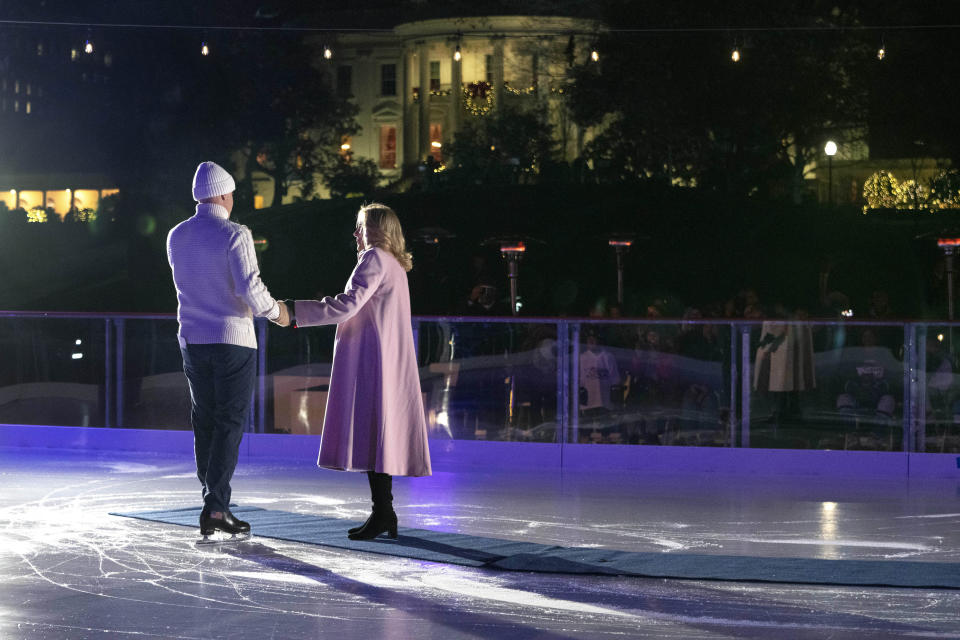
top-left (84, 38), bottom-right (94, 54)
top-left (590, 49), bottom-right (599, 62)
top-left (201, 41), bottom-right (210, 56)
top-left (877, 38), bottom-right (886, 60)
top-left (731, 46), bottom-right (741, 62)
top-left (454, 44), bottom-right (461, 62)
top-left (323, 45), bottom-right (333, 60)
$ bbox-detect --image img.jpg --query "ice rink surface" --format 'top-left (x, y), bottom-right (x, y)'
top-left (1, 446), bottom-right (959, 639)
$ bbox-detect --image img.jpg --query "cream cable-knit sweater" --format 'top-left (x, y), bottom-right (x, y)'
top-left (167, 203), bottom-right (279, 349)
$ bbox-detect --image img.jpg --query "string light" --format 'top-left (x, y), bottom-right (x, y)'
top-left (200, 40), bottom-right (210, 56)
top-left (323, 44), bottom-right (332, 59)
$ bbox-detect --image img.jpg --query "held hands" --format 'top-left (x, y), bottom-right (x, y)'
top-left (271, 300), bottom-right (291, 327)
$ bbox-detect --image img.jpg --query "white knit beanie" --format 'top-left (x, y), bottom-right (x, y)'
top-left (192, 161), bottom-right (236, 201)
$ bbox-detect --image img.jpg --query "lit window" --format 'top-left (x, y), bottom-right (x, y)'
top-left (14, 80), bottom-right (19, 94)
top-left (429, 61), bottom-right (440, 91)
top-left (379, 126), bottom-right (397, 169)
top-left (37, 42), bottom-right (44, 56)
top-left (71, 49), bottom-right (78, 61)
top-left (26, 84), bottom-right (31, 96)
top-left (45, 190), bottom-right (71, 214)
top-left (429, 123), bottom-right (442, 163)
top-left (253, 195), bottom-right (265, 209)
top-left (13, 100), bottom-right (18, 112)
top-left (25, 101), bottom-right (31, 115)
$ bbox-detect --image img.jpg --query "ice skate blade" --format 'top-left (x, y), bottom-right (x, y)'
top-left (196, 531), bottom-right (251, 546)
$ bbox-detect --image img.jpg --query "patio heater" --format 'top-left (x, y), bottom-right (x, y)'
top-left (606, 233), bottom-right (638, 306)
top-left (500, 240), bottom-right (526, 316)
top-left (936, 237), bottom-right (960, 321)
top-left (484, 235), bottom-right (536, 316)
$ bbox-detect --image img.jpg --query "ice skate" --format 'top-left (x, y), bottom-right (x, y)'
top-left (196, 529), bottom-right (251, 545)
top-left (196, 508), bottom-right (251, 545)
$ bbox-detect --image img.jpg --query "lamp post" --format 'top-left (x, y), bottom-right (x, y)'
top-left (824, 140), bottom-right (837, 206)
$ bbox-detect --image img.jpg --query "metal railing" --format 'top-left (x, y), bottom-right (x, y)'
top-left (2, 311), bottom-right (959, 453)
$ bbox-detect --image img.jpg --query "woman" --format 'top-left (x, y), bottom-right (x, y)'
top-left (290, 203), bottom-right (431, 540)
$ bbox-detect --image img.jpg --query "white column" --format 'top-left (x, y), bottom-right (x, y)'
top-left (492, 36), bottom-right (505, 113)
top-left (450, 39), bottom-right (462, 141)
top-left (401, 45), bottom-right (416, 169)
top-left (418, 41), bottom-right (431, 161)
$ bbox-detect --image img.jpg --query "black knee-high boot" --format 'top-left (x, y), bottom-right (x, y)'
top-left (348, 471), bottom-right (379, 535)
top-left (348, 471), bottom-right (397, 540)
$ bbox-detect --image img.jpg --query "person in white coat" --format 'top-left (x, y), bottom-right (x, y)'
top-left (167, 161), bottom-right (290, 539)
top-left (289, 203), bottom-right (431, 540)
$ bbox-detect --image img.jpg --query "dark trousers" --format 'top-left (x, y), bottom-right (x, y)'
top-left (181, 343), bottom-right (257, 512)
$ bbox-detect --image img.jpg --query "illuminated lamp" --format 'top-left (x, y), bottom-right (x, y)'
top-left (824, 140), bottom-right (837, 206)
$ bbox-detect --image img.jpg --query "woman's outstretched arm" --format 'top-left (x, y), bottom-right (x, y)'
top-left (294, 249), bottom-right (386, 327)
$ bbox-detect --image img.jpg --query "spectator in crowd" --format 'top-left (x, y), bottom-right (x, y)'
top-left (580, 329), bottom-right (621, 416)
top-left (753, 302), bottom-right (816, 422)
top-left (835, 327), bottom-right (896, 420)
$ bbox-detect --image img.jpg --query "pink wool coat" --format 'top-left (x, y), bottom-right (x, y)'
top-left (295, 247), bottom-right (432, 477)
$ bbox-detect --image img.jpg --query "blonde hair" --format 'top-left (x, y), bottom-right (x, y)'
top-left (357, 203), bottom-right (413, 272)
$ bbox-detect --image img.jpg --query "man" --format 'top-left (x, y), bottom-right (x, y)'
top-left (167, 161), bottom-right (289, 538)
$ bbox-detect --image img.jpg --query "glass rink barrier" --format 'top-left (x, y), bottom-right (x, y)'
top-left (2, 310), bottom-right (960, 454)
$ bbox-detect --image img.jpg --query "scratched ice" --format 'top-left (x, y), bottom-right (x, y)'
top-left (1, 447), bottom-right (958, 639)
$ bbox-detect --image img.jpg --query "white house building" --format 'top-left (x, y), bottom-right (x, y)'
top-left (253, 15), bottom-right (603, 206)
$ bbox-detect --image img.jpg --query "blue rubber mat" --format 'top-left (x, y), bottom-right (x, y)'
top-left (111, 506), bottom-right (960, 589)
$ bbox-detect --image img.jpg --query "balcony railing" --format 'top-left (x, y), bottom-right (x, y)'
top-left (2, 311), bottom-right (958, 453)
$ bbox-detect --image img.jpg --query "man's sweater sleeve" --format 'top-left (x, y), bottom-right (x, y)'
top-left (228, 225), bottom-right (279, 319)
